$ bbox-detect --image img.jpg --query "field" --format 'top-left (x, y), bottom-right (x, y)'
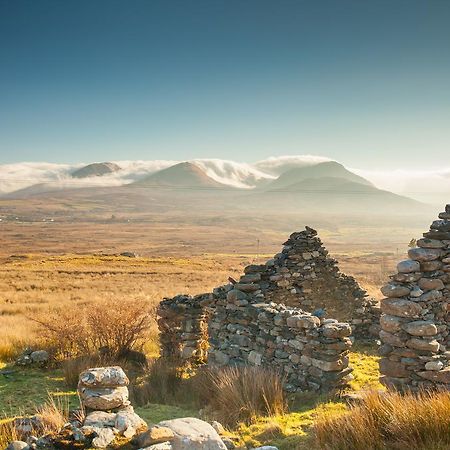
top-left (0, 218), bottom-right (428, 449)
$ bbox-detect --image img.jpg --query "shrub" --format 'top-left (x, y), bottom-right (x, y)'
top-left (192, 366), bottom-right (287, 427)
top-left (30, 298), bottom-right (155, 359)
top-left (314, 389), bottom-right (450, 450)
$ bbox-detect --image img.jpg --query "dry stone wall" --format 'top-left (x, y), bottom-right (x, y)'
top-left (209, 286), bottom-right (353, 392)
top-left (379, 205), bottom-right (450, 391)
top-left (157, 226), bottom-right (380, 392)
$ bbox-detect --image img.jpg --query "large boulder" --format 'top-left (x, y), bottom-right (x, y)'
top-left (157, 418), bottom-right (227, 450)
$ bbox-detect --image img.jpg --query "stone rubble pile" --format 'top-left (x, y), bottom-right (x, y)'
top-left (16, 349), bottom-right (49, 366)
top-left (379, 205), bottom-right (450, 391)
top-left (209, 287), bottom-right (353, 392)
top-left (76, 366), bottom-right (147, 447)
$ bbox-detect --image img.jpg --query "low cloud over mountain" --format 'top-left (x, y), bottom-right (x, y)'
top-left (0, 156), bottom-right (448, 205)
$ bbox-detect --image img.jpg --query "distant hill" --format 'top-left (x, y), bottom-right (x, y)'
top-left (266, 161), bottom-right (373, 190)
top-left (72, 162), bottom-right (121, 178)
top-left (132, 162), bottom-right (229, 189)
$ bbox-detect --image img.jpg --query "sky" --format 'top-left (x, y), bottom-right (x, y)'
top-left (1, 0), bottom-right (450, 169)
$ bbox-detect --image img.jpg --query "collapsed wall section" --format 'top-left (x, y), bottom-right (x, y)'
top-left (379, 205), bottom-right (450, 391)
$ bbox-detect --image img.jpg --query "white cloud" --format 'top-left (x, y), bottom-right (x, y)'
top-left (254, 155), bottom-right (332, 175)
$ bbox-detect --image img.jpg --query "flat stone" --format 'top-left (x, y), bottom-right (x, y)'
top-left (421, 260), bottom-right (443, 272)
top-left (380, 284), bottom-right (410, 298)
top-left (380, 315), bottom-right (403, 333)
top-left (379, 330), bottom-right (405, 347)
top-left (30, 350), bottom-right (49, 363)
top-left (415, 290), bottom-right (443, 303)
top-left (397, 260), bottom-right (420, 273)
top-left (425, 361), bottom-right (444, 371)
top-left (406, 338), bottom-right (440, 352)
top-left (379, 358), bottom-right (409, 377)
top-left (402, 320), bottom-right (437, 336)
top-left (6, 442), bottom-right (29, 450)
top-left (133, 426), bottom-right (175, 448)
top-left (310, 356), bottom-right (349, 372)
top-left (79, 367), bottom-right (129, 388)
top-left (418, 278), bottom-right (445, 291)
top-left (79, 386), bottom-right (129, 410)
top-left (381, 298), bottom-right (422, 318)
top-left (408, 248), bottom-right (442, 262)
top-left (139, 443), bottom-right (173, 450)
top-left (417, 368), bottom-right (450, 384)
top-left (84, 411), bottom-right (117, 428)
top-left (321, 323), bottom-right (352, 338)
top-left (417, 238), bottom-right (445, 248)
top-left (233, 283), bottom-right (259, 292)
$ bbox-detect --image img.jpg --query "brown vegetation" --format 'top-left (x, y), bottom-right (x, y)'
top-left (314, 390), bottom-right (450, 450)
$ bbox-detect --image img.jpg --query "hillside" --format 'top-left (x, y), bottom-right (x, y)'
top-left (72, 162), bottom-right (121, 178)
top-left (266, 161), bottom-right (373, 190)
top-left (132, 161), bottom-right (229, 189)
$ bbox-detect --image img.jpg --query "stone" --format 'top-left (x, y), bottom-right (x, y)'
top-left (380, 315), bottom-right (403, 333)
top-left (417, 238), bottom-right (445, 248)
top-left (379, 329), bottom-right (405, 347)
top-left (84, 411), bottom-right (117, 428)
top-left (30, 350), bottom-right (49, 364)
top-left (311, 356), bottom-right (349, 372)
top-left (401, 321), bottom-right (437, 336)
top-left (6, 442), bottom-right (29, 450)
top-left (425, 360), bottom-right (444, 371)
top-left (140, 443), bottom-right (173, 450)
top-left (91, 427), bottom-right (116, 448)
top-left (78, 386), bottom-right (129, 410)
top-left (157, 418), bottom-right (227, 450)
top-left (406, 338), bottom-right (440, 352)
top-left (408, 247), bottom-right (442, 262)
top-left (417, 368), bottom-right (450, 384)
top-left (211, 421), bottom-right (225, 435)
top-left (379, 359), bottom-right (409, 377)
top-left (322, 323), bottom-right (352, 338)
top-left (79, 366), bottom-right (129, 387)
top-left (115, 407), bottom-right (147, 437)
top-left (421, 260), bottom-right (443, 272)
top-left (397, 260), bottom-right (420, 273)
top-left (418, 278), bottom-right (445, 291)
top-left (380, 284), bottom-right (410, 298)
top-left (248, 351), bottom-right (263, 365)
top-left (381, 298), bottom-right (422, 318)
top-left (251, 447), bottom-right (279, 450)
top-left (133, 426), bottom-right (175, 447)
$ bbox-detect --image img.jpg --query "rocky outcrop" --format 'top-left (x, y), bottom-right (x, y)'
top-left (379, 205), bottom-right (450, 391)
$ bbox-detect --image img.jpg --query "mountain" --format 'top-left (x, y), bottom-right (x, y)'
top-left (131, 162), bottom-right (229, 189)
top-left (72, 162), bottom-right (121, 178)
top-left (266, 161), bottom-right (373, 190)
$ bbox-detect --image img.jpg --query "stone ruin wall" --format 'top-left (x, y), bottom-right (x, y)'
top-left (208, 286), bottom-right (353, 392)
top-left (238, 227), bottom-right (379, 338)
top-left (379, 204), bottom-right (450, 391)
top-left (157, 226), bottom-right (382, 392)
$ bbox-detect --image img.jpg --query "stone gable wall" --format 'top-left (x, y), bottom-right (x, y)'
top-left (379, 205), bottom-right (450, 391)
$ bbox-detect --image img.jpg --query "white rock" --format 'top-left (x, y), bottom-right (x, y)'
top-left (157, 417), bottom-right (227, 450)
top-left (115, 407), bottom-right (147, 437)
top-left (139, 443), bottom-right (173, 450)
top-left (84, 411), bottom-right (117, 428)
top-left (79, 386), bottom-right (129, 410)
top-left (91, 427), bottom-right (116, 448)
top-left (79, 366), bottom-right (129, 387)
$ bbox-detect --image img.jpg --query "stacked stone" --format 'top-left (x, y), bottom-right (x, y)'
top-left (233, 227), bottom-right (378, 338)
top-left (208, 285), bottom-right (352, 392)
top-left (379, 205), bottom-right (450, 391)
top-left (77, 367), bottom-right (147, 446)
top-left (158, 294), bottom-right (210, 365)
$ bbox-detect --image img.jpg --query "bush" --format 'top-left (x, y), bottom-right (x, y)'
top-left (192, 366), bottom-right (287, 427)
top-left (31, 298), bottom-right (155, 359)
top-left (314, 390), bottom-right (450, 450)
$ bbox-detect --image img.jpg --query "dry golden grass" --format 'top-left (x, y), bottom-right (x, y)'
top-left (314, 390), bottom-right (450, 450)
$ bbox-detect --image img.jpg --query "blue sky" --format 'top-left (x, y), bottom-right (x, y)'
top-left (1, 0), bottom-right (449, 168)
